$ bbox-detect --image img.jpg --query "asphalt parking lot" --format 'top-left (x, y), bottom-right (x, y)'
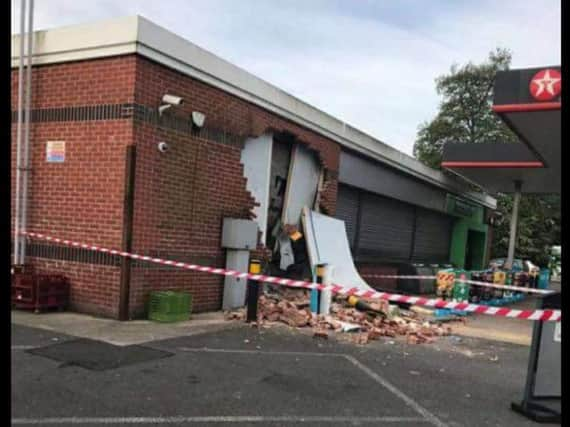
top-left (12, 322), bottom-right (549, 426)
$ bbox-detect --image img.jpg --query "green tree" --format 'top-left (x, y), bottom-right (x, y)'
top-left (549, 245), bottom-right (561, 277)
top-left (492, 194), bottom-right (560, 267)
top-left (413, 48), bottom-right (518, 169)
top-left (414, 48), bottom-right (560, 266)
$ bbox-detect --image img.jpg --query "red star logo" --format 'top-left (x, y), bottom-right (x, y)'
top-left (529, 69), bottom-right (561, 101)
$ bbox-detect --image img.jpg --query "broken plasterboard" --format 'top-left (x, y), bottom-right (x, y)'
top-left (240, 134), bottom-right (273, 244)
top-left (301, 207), bottom-right (374, 292)
top-left (282, 144), bottom-right (321, 226)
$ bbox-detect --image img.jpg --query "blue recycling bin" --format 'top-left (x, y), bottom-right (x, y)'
top-left (538, 269), bottom-right (550, 289)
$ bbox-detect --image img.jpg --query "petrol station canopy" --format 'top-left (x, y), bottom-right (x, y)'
top-left (442, 66), bottom-right (561, 195)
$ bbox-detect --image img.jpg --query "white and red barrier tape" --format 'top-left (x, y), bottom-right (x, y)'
top-left (362, 275), bottom-right (437, 280)
top-left (361, 274), bottom-right (553, 295)
top-left (21, 231), bottom-right (561, 322)
top-left (460, 278), bottom-right (552, 295)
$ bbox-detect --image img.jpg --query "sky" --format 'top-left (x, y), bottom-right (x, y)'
top-left (11, 0), bottom-right (561, 156)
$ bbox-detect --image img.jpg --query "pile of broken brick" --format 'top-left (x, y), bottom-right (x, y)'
top-left (225, 287), bottom-right (462, 345)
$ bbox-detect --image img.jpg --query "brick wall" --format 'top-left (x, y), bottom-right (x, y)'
top-left (126, 57), bottom-right (342, 317)
top-left (11, 53), bottom-right (342, 319)
top-left (133, 56), bottom-right (340, 212)
top-left (27, 259), bottom-right (122, 318)
top-left (134, 57), bottom-right (339, 161)
top-left (127, 120), bottom-right (257, 317)
top-left (11, 55), bottom-right (137, 110)
top-left (11, 57), bottom-right (136, 317)
top-left (10, 121), bottom-right (132, 245)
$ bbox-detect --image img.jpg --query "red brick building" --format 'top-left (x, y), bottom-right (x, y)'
top-left (11, 16), bottom-right (495, 319)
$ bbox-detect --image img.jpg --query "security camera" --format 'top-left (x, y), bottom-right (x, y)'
top-left (158, 94), bottom-right (184, 117)
top-left (191, 111), bottom-right (206, 128)
top-left (162, 94), bottom-right (184, 106)
top-left (157, 142), bottom-right (169, 153)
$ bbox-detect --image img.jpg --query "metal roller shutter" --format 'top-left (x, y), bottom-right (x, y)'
top-left (412, 208), bottom-right (453, 263)
top-left (335, 184), bottom-right (360, 248)
top-left (358, 193), bottom-right (414, 262)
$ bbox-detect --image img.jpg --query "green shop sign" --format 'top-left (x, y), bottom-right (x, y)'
top-left (446, 195), bottom-right (477, 218)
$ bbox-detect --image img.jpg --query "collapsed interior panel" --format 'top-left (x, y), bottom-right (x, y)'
top-left (281, 144), bottom-right (321, 227)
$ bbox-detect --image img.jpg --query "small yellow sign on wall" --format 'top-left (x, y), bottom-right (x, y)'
top-left (46, 141), bottom-right (65, 163)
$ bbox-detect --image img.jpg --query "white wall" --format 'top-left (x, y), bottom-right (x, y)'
top-left (240, 134), bottom-right (273, 244)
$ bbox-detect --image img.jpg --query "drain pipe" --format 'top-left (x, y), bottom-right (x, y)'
top-left (13, 0), bottom-right (27, 265)
top-left (20, 0), bottom-right (34, 264)
top-left (118, 145), bottom-right (137, 321)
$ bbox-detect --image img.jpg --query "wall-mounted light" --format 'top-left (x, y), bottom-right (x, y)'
top-left (191, 111), bottom-right (206, 129)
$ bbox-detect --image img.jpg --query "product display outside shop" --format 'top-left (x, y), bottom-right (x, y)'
top-left (432, 265), bottom-right (541, 310)
top-left (452, 272), bottom-right (470, 302)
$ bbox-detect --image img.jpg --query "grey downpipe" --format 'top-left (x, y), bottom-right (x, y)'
top-left (13, 0), bottom-right (26, 265)
top-left (20, 0), bottom-right (34, 264)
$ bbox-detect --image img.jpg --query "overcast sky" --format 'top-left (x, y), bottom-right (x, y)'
top-left (11, 0), bottom-right (560, 155)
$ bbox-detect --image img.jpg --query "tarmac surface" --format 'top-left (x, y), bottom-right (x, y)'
top-left (12, 319), bottom-right (555, 427)
top-left (450, 296), bottom-right (537, 346)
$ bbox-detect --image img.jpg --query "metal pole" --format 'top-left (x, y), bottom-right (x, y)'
top-left (505, 181), bottom-right (522, 270)
top-left (13, 0), bottom-right (26, 265)
top-left (246, 259), bottom-right (261, 323)
top-left (319, 264), bottom-right (333, 315)
top-left (20, 0), bottom-right (34, 264)
top-left (312, 263), bottom-right (326, 314)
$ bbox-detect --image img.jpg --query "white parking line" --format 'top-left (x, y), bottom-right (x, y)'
top-left (176, 348), bottom-right (447, 426)
top-left (176, 347), bottom-right (346, 358)
top-left (13, 347), bottom-right (444, 426)
top-left (11, 416), bottom-right (429, 424)
top-left (343, 355), bottom-right (448, 427)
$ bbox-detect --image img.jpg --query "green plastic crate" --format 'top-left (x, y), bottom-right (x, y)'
top-left (148, 291), bottom-right (192, 323)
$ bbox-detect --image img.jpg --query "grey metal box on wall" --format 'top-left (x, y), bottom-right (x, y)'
top-left (221, 218), bottom-right (258, 250)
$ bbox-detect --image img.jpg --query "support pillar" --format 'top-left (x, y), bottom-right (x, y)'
top-left (505, 181), bottom-right (522, 270)
top-left (319, 264), bottom-right (333, 315)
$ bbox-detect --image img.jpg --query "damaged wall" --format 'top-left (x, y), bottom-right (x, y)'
top-left (128, 120), bottom-right (256, 316)
top-left (126, 55), bottom-right (343, 317)
top-left (10, 53), bottom-right (343, 318)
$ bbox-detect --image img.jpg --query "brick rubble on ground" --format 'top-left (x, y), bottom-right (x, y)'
top-left (224, 287), bottom-right (456, 345)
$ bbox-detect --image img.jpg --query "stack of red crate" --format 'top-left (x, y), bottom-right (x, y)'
top-left (11, 266), bottom-right (69, 313)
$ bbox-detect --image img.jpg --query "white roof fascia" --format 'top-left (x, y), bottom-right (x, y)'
top-left (11, 16), bottom-right (139, 66)
top-left (11, 15), bottom-right (496, 209)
